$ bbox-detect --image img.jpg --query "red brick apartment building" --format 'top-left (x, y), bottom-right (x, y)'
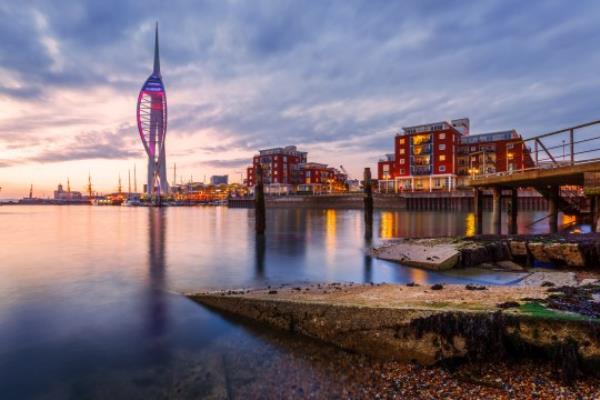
top-left (246, 146), bottom-right (346, 193)
top-left (377, 118), bottom-right (532, 192)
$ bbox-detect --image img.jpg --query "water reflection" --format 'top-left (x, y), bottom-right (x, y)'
top-left (145, 208), bottom-right (169, 364)
top-left (0, 206), bottom-right (562, 398)
top-left (465, 212), bottom-right (475, 237)
top-left (377, 210), bottom-right (550, 237)
top-left (378, 210), bottom-right (465, 237)
top-left (380, 211), bottom-right (394, 239)
top-left (325, 209), bottom-right (337, 265)
top-left (255, 234), bottom-right (266, 279)
top-left (363, 236), bottom-right (373, 283)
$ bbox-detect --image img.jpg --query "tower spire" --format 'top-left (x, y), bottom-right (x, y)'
top-left (153, 22), bottom-right (160, 75)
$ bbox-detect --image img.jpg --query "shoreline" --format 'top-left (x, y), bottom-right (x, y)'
top-left (188, 282), bottom-right (600, 381)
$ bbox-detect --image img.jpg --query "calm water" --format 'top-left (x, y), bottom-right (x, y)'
top-left (0, 205), bottom-right (558, 398)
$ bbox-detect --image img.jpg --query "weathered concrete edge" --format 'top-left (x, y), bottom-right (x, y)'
top-left (189, 293), bottom-right (600, 372)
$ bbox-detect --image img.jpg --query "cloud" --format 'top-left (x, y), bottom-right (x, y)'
top-left (195, 158), bottom-right (250, 169)
top-left (28, 125), bottom-right (141, 163)
top-left (0, 159), bottom-right (16, 168)
top-left (1, 0), bottom-right (600, 181)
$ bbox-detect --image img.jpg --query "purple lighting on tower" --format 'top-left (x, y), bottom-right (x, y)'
top-left (137, 22), bottom-right (168, 197)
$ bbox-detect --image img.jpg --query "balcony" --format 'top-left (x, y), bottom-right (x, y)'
top-left (412, 143), bottom-right (432, 155)
top-left (411, 133), bottom-right (432, 145)
top-left (411, 165), bottom-right (432, 175)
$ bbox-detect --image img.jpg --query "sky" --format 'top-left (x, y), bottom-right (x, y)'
top-left (1, 0), bottom-right (600, 197)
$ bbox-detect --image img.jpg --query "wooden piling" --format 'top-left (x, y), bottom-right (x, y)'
top-left (255, 164), bottom-right (266, 235)
top-left (364, 168), bottom-right (373, 239)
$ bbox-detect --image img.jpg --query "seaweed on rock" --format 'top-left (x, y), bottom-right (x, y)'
top-left (408, 311), bottom-right (599, 383)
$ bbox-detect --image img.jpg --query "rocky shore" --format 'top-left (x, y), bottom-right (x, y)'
top-left (183, 280), bottom-right (600, 398)
top-left (189, 282), bottom-right (600, 379)
top-left (372, 233), bottom-right (600, 270)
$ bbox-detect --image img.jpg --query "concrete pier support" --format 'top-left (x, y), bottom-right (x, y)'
top-left (255, 164), bottom-right (266, 235)
top-left (548, 185), bottom-right (559, 234)
top-left (364, 168), bottom-right (373, 240)
top-left (492, 187), bottom-right (502, 235)
top-left (509, 188), bottom-right (518, 235)
top-left (474, 188), bottom-right (483, 235)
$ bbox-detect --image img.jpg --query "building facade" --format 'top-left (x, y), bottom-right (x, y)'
top-left (245, 146), bottom-right (347, 193)
top-left (377, 118), bottom-right (531, 192)
top-left (210, 175), bottom-right (229, 186)
top-left (54, 183), bottom-right (83, 201)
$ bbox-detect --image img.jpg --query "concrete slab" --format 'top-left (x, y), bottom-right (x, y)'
top-left (373, 241), bottom-right (460, 270)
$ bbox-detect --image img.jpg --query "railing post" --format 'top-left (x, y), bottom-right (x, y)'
top-left (569, 128), bottom-right (575, 165)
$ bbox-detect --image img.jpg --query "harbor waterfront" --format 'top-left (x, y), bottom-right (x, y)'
top-left (1, 205), bottom-right (589, 399)
top-left (3, 204), bottom-right (600, 398)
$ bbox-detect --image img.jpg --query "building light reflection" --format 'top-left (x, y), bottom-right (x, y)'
top-left (465, 212), bottom-right (475, 237)
top-left (325, 209), bottom-right (337, 243)
top-left (380, 211), bottom-right (394, 239)
top-left (409, 267), bottom-right (427, 284)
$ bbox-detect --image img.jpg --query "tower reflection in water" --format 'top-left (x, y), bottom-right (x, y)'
top-left (145, 208), bottom-right (169, 364)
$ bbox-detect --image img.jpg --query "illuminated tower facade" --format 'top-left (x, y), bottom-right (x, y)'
top-left (137, 23), bottom-right (168, 197)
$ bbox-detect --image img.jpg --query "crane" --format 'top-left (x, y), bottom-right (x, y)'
top-left (339, 165), bottom-right (350, 179)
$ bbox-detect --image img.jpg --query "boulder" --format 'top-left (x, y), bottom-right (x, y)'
top-left (509, 240), bottom-right (528, 257)
top-left (527, 242), bottom-right (550, 262)
top-left (543, 243), bottom-right (585, 267)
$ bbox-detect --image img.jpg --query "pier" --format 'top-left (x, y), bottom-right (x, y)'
top-left (467, 120), bottom-right (600, 234)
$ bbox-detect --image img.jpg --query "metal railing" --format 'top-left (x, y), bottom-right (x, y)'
top-left (471, 119), bottom-right (600, 181)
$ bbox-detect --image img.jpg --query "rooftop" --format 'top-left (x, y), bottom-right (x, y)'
top-left (459, 130), bottom-right (518, 144)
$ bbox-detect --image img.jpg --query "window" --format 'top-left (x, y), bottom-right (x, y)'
top-left (399, 138), bottom-right (406, 145)
top-left (439, 155), bottom-right (446, 161)
top-left (439, 165), bottom-right (446, 172)
top-left (470, 146), bottom-right (476, 152)
top-left (439, 144), bottom-right (446, 151)
top-left (400, 169), bottom-right (405, 174)
top-left (283, 156), bottom-right (288, 162)
top-left (506, 143), bottom-right (514, 150)
top-left (399, 159), bottom-right (405, 165)
top-left (439, 133), bottom-right (446, 140)
top-left (399, 148), bottom-right (405, 155)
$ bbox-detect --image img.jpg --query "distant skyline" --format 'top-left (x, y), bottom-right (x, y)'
top-left (2, 1), bottom-right (600, 197)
